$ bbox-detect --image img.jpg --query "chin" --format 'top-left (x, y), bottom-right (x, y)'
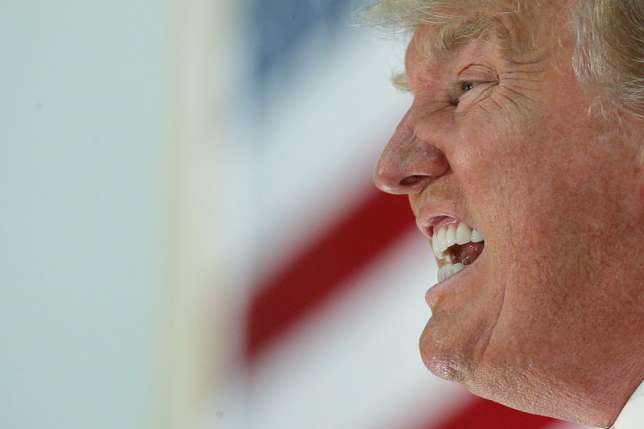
top-left (423, 356), bottom-right (466, 382)
top-left (419, 322), bottom-right (473, 384)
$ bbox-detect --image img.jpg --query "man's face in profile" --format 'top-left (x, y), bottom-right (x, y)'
top-left (373, 5), bottom-right (643, 425)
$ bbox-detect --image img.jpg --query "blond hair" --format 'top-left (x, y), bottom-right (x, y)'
top-left (360, 0), bottom-right (644, 117)
top-left (572, 0), bottom-right (644, 118)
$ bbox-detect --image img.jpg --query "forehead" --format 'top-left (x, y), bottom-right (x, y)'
top-left (403, 24), bottom-right (493, 83)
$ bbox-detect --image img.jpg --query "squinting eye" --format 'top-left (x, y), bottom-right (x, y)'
top-left (450, 81), bottom-right (478, 107)
top-left (461, 82), bottom-right (475, 92)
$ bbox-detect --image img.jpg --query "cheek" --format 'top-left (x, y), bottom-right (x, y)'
top-left (451, 112), bottom-right (596, 300)
top-left (451, 118), bottom-right (546, 233)
top-left (454, 107), bottom-right (593, 234)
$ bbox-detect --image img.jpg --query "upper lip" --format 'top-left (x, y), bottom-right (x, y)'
top-left (415, 207), bottom-right (463, 240)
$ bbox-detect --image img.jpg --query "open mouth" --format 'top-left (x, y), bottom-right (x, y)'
top-left (428, 217), bottom-right (485, 283)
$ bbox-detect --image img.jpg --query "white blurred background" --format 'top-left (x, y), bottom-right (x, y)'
top-left (1, 1), bottom-right (589, 428)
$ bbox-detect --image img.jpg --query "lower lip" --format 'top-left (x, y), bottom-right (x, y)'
top-left (425, 249), bottom-right (486, 307)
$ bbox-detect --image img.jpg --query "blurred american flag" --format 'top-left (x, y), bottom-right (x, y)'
top-left (214, 2), bottom-right (588, 428)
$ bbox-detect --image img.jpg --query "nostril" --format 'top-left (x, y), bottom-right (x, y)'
top-left (399, 175), bottom-right (427, 187)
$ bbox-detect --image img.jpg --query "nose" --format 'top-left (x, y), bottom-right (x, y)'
top-left (373, 120), bottom-right (449, 195)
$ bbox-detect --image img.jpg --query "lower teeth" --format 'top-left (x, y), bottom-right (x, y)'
top-left (437, 263), bottom-right (465, 282)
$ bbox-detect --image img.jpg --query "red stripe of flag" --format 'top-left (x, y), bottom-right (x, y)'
top-left (245, 191), bottom-right (414, 361)
top-left (415, 398), bottom-right (556, 429)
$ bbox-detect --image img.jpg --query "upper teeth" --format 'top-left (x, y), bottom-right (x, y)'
top-left (432, 221), bottom-right (484, 260)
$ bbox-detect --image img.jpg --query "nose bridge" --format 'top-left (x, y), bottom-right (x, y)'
top-left (384, 109), bottom-right (416, 168)
top-left (373, 105), bottom-right (449, 195)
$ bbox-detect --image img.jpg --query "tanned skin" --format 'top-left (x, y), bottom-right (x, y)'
top-left (373, 4), bottom-right (644, 427)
